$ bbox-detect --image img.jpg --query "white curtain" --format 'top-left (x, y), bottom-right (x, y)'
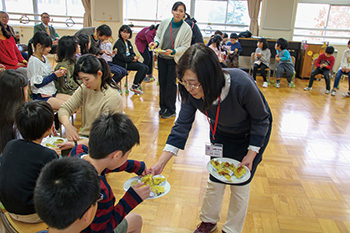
top-left (247, 0), bottom-right (261, 36)
top-left (81, 0), bottom-right (92, 27)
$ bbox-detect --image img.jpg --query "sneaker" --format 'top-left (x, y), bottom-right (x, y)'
top-left (331, 90), bottom-right (336, 96)
top-left (262, 82), bottom-right (268, 88)
top-left (343, 92), bottom-right (350, 97)
top-left (325, 90), bottom-right (330, 94)
top-left (150, 77), bottom-right (155, 82)
top-left (287, 82), bottom-right (292, 87)
top-left (161, 111), bottom-right (176, 119)
top-left (304, 87), bottom-right (312, 91)
top-left (130, 86), bottom-right (143, 95)
top-left (194, 222), bottom-right (217, 233)
top-left (159, 109), bottom-right (166, 116)
top-left (143, 76), bottom-right (151, 83)
top-left (275, 83), bottom-right (280, 88)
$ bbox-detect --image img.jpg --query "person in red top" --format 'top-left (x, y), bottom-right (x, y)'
top-left (0, 21), bottom-right (27, 76)
top-left (135, 24), bottom-right (159, 82)
top-left (304, 46), bottom-right (335, 94)
top-left (70, 113), bottom-right (151, 233)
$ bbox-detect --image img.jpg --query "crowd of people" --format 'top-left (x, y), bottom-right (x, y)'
top-left (0, 1), bottom-right (350, 233)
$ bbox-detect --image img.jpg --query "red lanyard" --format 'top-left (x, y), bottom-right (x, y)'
top-left (170, 21), bottom-right (174, 49)
top-left (205, 96), bottom-right (221, 141)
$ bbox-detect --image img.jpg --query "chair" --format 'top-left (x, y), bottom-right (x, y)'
top-left (248, 52), bottom-right (271, 82)
top-left (0, 208), bottom-right (48, 233)
top-left (268, 55), bottom-right (296, 88)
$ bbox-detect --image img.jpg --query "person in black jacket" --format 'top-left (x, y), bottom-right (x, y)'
top-left (184, 13), bottom-right (204, 45)
top-left (113, 25), bottom-right (149, 95)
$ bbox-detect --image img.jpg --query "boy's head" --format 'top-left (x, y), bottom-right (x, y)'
top-left (230, 33), bottom-right (238, 43)
top-left (325, 45), bottom-right (335, 55)
top-left (96, 24), bottom-right (112, 41)
top-left (275, 38), bottom-right (288, 50)
top-left (15, 100), bottom-right (54, 141)
top-left (34, 157), bottom-right (100, 231)
top-left (222, 33), bottom-right (228, 42)
top-left (89, 113), bottom-right (139, 160)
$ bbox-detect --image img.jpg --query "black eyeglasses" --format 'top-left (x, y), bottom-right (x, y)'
top-left (79, 193), bottom-right (103, 219)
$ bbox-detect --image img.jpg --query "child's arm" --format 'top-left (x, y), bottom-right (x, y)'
top-left (114, 40), bottom-right (135, 63)
top-left (326, 56), bottom-right (335, 71)
top-left (107, 160), bottom-right (146, 175)
top-left (236, 42), bottom-right (243, 54)
top-left (32, 69), bottom-right (66, 88)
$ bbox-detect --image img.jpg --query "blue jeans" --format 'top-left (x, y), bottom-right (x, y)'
top-left (332, 69), bottom-right (350, 91)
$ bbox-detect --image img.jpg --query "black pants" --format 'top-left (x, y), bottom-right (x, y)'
top-left (158, 57), bottom-right (177, 114)
top-left (253, 63), bottom-right (268, 81)
top-left (140, 49), bottom-right (153, 76)
top-left (126, 61), bottom-right (149, 85)
top-left (308, 67), bottom-right (331, 90)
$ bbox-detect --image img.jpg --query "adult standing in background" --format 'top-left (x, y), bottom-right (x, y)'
top-left (148, 1), bottom-right (192, 119)
top-left (34, 12), bottom-right (59, 53)
top-left (135, 24), bottom-right (159, 82)
top-left (149, 44), bottom-right (272, 233)
top-left (184, 13), bottom-right (204, 45)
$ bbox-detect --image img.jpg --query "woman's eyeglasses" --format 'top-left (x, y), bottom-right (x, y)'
top-left (178, 79), bottom-right (201, 90)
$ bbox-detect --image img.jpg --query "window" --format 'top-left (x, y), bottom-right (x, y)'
top-left (1, 0), bottom-right (84, 29)
top-left (293, 3), bottom-right (350, 43)
top-left (124, 0), bottom-right (250, 35)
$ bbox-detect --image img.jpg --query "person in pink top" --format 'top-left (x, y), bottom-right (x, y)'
top-left (208, 35), bottom-right (226, 68)
top-left (135, 24), bottom-right (159, 82)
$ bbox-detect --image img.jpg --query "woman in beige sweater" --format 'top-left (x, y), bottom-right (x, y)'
top-left (59, 54), bottom-right (122, 145)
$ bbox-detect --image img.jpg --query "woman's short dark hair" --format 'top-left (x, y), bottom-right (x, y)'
top-left (96, 24), bottom-right (112, 37)
top-left (28, 31), bottom-right (52, 57)
top-left (276, 38), bottom-right (288, 50)
top-left (172, 1), bottom-right (186, 12)
top-left (258, 38), bottom-right (269, 50)
top-left (74, 54), bottom-right (117, 91)
top-left (118, 25), bottom-right (132, 39)
top-left (15, 100), bottom-right (54, 141)
top-left (34, 157), bottom-right (100, 230)
top-left (89, 113), bottom-right (140, 159)
top-left (177, 44), bottom-right (226, 111)
top-left (0, 70), bottom-right (28, 153)
top-left (77, 34), bottom-right (90, 55)
top-left (57, 36), bottom-right (79, 64)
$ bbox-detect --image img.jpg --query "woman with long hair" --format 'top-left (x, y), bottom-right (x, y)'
top-left (58, 54), bottom-right (122, 142)
top-left (149, 44), bottom-right (272, 233)
top-left (0, 70), bottom-right (28, 154)
top-left (148, 1), bottom-right (192, 118)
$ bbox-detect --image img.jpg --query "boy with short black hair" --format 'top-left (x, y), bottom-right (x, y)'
top-left (226, 33), bottom-right (242, 68)
top-left (70, 112), bottom-right (151, 233)
top-left (35, 157), bottom-right (101, 233)
top-left (304, 45), bottom-right (335, 94)
top-left (275, 38), bottom-right (295, 88)
top-left (0, 100), bottom-right (59, 223)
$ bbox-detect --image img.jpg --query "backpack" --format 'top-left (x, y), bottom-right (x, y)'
top-left (238, 30), bottom-right (252, 38)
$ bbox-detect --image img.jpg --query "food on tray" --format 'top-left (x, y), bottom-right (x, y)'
top-left (55, 139), bottom-right (64, 143)
top-left (151, 185), bottom-right (165, 195)
top-left (153, 176), bottom-right (166, 185)
top-left (141, 174), bottom-right (153, 186)
top-left (217, 168), bottom-right (232, 181)
top-left (46, 143), bottom-right (55, 148)
top-left (233, 165), bottom-right (246, 178)
top-left (222, 161), bottom-right (236, 172)
top-left (210, 159), bottom-right (222, 170)
top-left (139, 174), bottom-right (167, 196)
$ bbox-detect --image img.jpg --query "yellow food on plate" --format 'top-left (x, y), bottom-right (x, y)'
top-left (234, 165), bottom-right (246, 178)
top-left (210, 159), bottom-right (222, 170)
top-left (54, 139), bottom-right (64, 144)
top-left (153, 177), bottom-right (165, 185)
top-left (141, 174), bottom-right (153, 186)
top-left (217, 168), bottom-right (232, 181)
top-left (46, 143), bottom-right (55, 148)
top-left (222, 161), bottom-right (236, 172)
top-left (151, 186), bottom-right (165, 195)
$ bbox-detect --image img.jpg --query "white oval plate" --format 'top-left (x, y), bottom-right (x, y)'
top-left (207, 158), bottom-right (251, 184)
top-left (123, 176), bottom-right (171, 200)
top-left (41, 136), bottom-right (67, 148)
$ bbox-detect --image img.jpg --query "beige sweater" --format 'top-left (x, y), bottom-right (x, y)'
top-left (58, 84), bottom-right (122, 136)
top-left (154, 18), bottom-right (192, 64)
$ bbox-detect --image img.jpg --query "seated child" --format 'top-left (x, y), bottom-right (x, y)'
top-left (304, 46), bottom-right (335, 94)
top-left (331, 39), bottom-right (350, 97)
top-left (34, 157), bottom-right (101, 233)
top-left (0, 100), bottom-right (59, 223)
top-left (275, 38), bottom-right (295, 88)
top-left (252, 38), bottom-right (271, 88)
top-left (208, 35), bottom-right (226, 68)
top-left (99, 39), bottom-right (128, 85)
top-left (113, 25), bottom-right (149, 95)
top-left (54, 36), bottom-right (80, 95)
top-left (77, 34), bottom-right (90, 58)
top-left (226, 33), bottom-right (242, 68)
top-left (70, 112), bottom-right (151, 233)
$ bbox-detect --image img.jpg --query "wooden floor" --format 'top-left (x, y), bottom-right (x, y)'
top-left (75, 71), bottom-right (350, 233)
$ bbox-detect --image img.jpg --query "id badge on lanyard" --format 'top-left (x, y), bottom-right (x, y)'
top-left (204, 96), bottom-right (223, 158)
